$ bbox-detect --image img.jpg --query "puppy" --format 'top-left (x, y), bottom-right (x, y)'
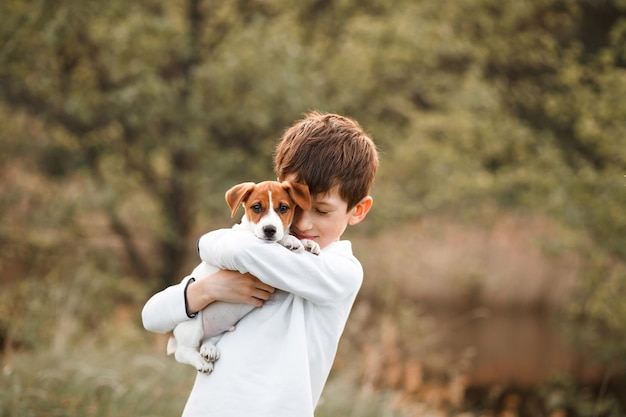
top-left (167, 181), bottom-right (320, 373)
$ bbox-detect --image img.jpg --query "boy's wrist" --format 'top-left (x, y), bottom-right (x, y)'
top-left (184, 278), bottom-right (198, 318)
top-left (185, 278), bottom-right (215, 316)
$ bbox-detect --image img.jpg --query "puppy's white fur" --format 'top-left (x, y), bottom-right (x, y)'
top-left (167, 181), bottom-right (320, 373)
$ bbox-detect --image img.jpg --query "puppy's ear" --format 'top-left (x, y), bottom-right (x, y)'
top-left (225, 182), bottom-right (256, 218)
top-left (283, 181), bottom-right (311, 210)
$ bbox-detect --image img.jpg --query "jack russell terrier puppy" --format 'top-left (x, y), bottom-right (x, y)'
top-left (167, 180), bottom-right (321, 373)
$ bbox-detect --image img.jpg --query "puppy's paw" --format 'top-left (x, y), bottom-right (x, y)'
top-left (198, 360), bottom-right (214, 374)
top-left (200, 343), bottom-right (220, 363)
top-left (279, 235), bottom-right (304, 253)
top-left (302, 239), bottom-right (321, 255)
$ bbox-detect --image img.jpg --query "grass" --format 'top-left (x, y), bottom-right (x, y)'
top-left (0, 331), bottom-right (404, 417)
top-left (1, 306), bottom-right (623, 417)
top-left (1, 345), bottom-right (193, 417)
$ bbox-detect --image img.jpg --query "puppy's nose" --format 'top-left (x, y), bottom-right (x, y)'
top-left (263, 225), bottom-right (277, 238)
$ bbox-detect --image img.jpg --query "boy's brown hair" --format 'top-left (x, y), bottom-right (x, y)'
top-left (274, 111), bottom-right (379, 210)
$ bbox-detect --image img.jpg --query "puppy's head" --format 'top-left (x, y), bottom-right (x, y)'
top-left (225, 181), bottom-right (311, 242)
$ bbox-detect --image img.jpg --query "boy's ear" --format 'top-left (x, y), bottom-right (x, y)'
top-left (348, 196), bottom-right (373, 226)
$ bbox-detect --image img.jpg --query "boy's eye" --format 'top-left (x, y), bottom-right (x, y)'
top-left (316, 209), bottom-right (329, 215)
top-left (278, 204), bottom-right (290, 214)
top-left (251, 203), bottom-right (263, 213)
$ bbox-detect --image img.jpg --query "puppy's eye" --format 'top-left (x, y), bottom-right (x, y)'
top-left (278, 204), bottom-right (290, 214)
top-left (251, 203), bottom-right (263, 213)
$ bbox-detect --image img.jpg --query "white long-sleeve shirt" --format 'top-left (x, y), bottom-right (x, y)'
top-left (141, 228), bottom-right (363, 417)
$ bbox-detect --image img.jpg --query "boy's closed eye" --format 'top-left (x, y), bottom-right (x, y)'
top-left (312, 201), bottom-right (335, 214)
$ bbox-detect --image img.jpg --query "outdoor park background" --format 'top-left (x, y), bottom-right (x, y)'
top-left (1, 0), bottom-right (626, 416)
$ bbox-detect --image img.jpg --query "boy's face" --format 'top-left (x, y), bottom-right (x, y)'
top-left (284, 174), bottom-right (372, 249)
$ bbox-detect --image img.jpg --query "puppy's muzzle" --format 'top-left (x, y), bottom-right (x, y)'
top-left (262, 225), bottom-right (277, 239)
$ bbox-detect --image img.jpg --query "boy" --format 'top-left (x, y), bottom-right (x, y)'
top-left (142, 111), bottom-right (379, 416)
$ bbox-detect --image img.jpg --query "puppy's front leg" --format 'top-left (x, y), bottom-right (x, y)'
top-left (301, 239), bottom-right (320, 255)
top-left (278, 234), bottom-right (304, 253)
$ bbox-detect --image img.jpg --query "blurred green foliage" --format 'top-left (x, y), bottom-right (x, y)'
top-left (1, 0), bottom-right (625, 409)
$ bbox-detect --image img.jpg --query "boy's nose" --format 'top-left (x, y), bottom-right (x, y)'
top-left (292, 207), bottom-right (312, 231)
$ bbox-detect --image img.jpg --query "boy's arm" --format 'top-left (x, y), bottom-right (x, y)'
top-left (185, 270), bottom-right (274, 313)
top-left (198, 229), bottom-right (363, 304)
top-left (141, 263), bottom-right (274, 333)
top-left (141, 274), bottom-right (195, 334)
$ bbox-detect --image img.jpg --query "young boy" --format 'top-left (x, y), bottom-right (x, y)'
top-left (142, 111), bottom-right (379, 416)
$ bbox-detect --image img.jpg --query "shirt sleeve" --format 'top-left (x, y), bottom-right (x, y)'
top-left (197, 229), bottom-right (363, 305)
top-left (141, 268), bottom-right (200, 333)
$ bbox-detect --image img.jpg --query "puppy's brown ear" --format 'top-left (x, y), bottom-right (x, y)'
top-left (283, 181), bottom-right (311, 210)
top-left (225, 182), bottom-right (256, 218)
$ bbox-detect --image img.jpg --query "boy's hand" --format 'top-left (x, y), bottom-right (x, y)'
top-left (207, 270), bottom-right (275, 305)
top-left (186, 271), bottom-right (275, 314)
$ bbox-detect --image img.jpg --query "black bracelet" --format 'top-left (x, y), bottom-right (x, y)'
top-left (184, 277), bottom-right (198, 318)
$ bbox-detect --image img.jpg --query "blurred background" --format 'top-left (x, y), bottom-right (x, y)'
top-left (1, 0), bottom-right (625, 416)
